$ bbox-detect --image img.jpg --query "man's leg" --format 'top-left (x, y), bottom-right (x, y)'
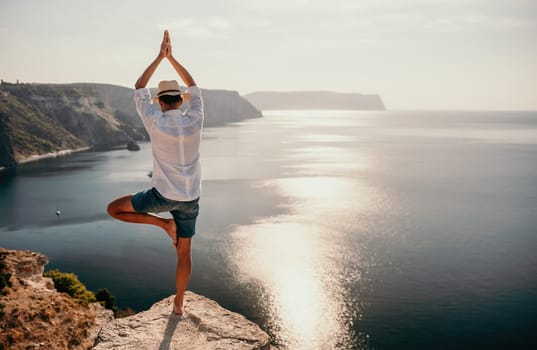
top-left (107, 195), bottom-right (177, 245)
top-left (174, 237), bottom-right (192, 315)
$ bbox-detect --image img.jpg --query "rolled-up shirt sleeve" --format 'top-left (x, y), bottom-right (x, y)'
top-left (134, 88), bottom-right (160, 132)
top-left (184, 86), bottom-right (204, 120)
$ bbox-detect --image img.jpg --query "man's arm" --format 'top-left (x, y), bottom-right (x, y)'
top-left (164, 33), bottom-right (196, 87)
top-left (167, 55), bottom-right (196, 87)
top-left (135, 56), bottom-right (163, 89)
top-left (134, 31), bottom-right (170, 89)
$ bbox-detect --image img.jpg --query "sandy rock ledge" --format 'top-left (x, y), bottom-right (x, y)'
top-left (93, 291), bottom-right (271, 350)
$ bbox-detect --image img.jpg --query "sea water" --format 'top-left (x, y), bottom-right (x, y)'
top-left (1, 110), bottom-right (536, 349)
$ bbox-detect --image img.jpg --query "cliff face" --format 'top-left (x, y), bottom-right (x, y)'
top-left (0, 247), bottom-right (114, 350)
top-left (244, 91), bottom-right (386, 110)
top-left (0, 82), bottom-right (262, 168)
top-left (0, 247), bottom-right (272, 350)
top-left (0, 83), bottom-right (145, 166)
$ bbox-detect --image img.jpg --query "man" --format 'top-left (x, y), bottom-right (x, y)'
top-left (107, 30), bottom-right (203, 315)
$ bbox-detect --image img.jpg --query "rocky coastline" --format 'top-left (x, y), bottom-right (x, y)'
top-left (17, 146), bottom-right (91, 164)
top-left (0, 81), bottom-right (262, 169)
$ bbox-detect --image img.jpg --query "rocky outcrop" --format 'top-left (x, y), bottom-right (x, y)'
top-left (94, 292), bottom-right (271, 350)
top-left (0, 247), bottom-right (272, 350)
top-left (0, 247), bottom-right (114, 350)
top-left (244, 91), bottom-right (386, 110)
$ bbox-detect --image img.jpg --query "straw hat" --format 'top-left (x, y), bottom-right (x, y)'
top-left (156, 80), bottom-right (181, 98)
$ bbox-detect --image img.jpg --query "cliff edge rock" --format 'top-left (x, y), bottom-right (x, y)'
top-left (0, 247), bottom-right (272, 350)
top-left (0, 247), bottom-right (114, 350)
top-left (94, 292), bottom-right (271, 350)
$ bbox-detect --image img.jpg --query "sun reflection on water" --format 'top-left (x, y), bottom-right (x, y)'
top-left (223, 112), bottom-right (391, 348)
top-left (230, 221), bottom-right (356, 349)
top-left (285, 146), bottom-right (370, 175)
top-left (227, 176), bottom-right (386, 349)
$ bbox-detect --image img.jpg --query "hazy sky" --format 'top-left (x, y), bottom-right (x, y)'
top-left (1, 0), bottom-right (536, 109)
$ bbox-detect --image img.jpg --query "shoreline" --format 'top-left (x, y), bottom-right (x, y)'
top-left (17, 146), bottom-right (91, 165)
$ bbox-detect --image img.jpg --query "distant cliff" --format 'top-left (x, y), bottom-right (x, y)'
top-left (202, 89), bottom-right (263, 125)
top-left (0, 82), bottom-right (262, 168)
top-left (244, 91), bottom-right (386, 110)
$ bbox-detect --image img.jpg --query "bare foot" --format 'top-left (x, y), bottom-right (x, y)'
top-left (164, 219), bottom-right (177, 246)
top-left (173, 295), bottom-right (184, 315)
top-left (173, 304), bottom-right (184, 315)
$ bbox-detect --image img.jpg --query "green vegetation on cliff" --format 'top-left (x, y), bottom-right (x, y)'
top-left (44, 269), bottom-right (97, 306)
top-left (43, 269), bottom-right (134, 317)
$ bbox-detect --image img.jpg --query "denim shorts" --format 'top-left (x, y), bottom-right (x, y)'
top-left (131, 187), bottom-right (200, 238)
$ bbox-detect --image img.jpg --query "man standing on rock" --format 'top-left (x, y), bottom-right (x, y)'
top-left (107, 30), bottom-right (203, 315)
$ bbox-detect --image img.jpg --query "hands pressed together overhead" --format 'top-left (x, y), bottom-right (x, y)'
top-left (135, 30), bottom-right (196, 89)
top-left (159, 30), bottom-right (172, 59)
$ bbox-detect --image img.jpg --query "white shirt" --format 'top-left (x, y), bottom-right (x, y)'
top-left (134, 86), bottom-right (204, 201)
